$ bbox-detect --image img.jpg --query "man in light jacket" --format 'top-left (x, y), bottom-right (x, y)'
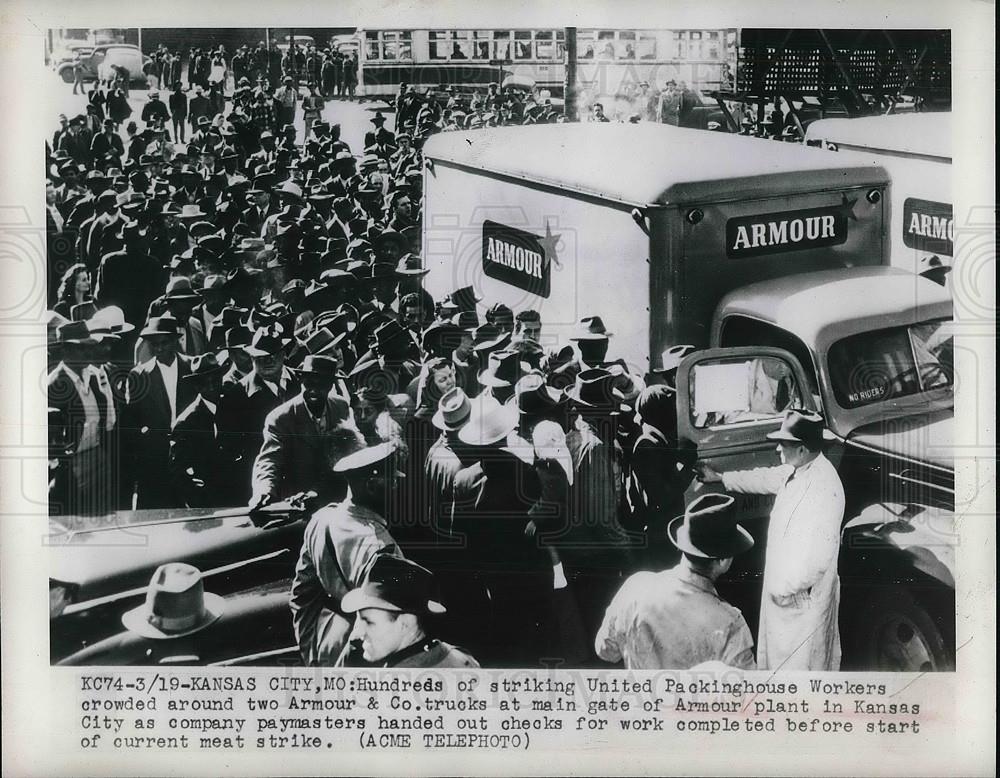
top-left (696, 409), bottom-right (845, 671)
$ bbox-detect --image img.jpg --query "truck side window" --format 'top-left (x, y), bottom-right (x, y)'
top-left (719, 316), bottom-right (820, 397)
top-left (688, 356), bottom-right (802, 429)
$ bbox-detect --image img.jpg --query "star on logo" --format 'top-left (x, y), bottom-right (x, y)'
top-left (538, 221), bottom-right (562, 270)
top-left (839, 193), bottom-right (859, 221)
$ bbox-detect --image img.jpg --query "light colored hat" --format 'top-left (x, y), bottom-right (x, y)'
top-left (121, 562), bottom-right (225, 639)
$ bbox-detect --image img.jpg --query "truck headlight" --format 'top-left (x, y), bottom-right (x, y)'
top-left (867, 189), bottom-right (882, 204)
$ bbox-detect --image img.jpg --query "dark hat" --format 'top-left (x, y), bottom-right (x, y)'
top-left (667, 494), bottom-right (753, 559)
top-left (163, 276), bottom-right (202, 301)
top-left (450, 310), bottom-right (479, 331)
top-left (182, 352), bottom-right (226, 380)
top-left (290, 354), bottom-right (341, 379)
top-left (139, 314), bottom-right (182, 339)
top-left (55, 320), bottom-right (96, 345)
top-left (478, 349), bottom-right (526, 389)
top-left (245, 325), bottom-right (291, 357)
top-left (471, 323), bottom-right (511, 353)
top-left (516, 373), bottom-right (565, 417)
top-left (197, 274), bottom-right (229, 296)
top-left (565, 368), bottom-right (624, 408)
top-left (765, 408), bottom-right (827, 448)
top-left (569, 315), bottom-right (613, 341)
top-left (394, 253), bottom-right (429, 277)
top-left (370, 111), bottom-right (387, 125)
top-left (447, 285), bottom-right (482, 313)
top-left (121, 562), bottom-right (225, 639)
top-left (373, 229), bottom-right (407, 252)
top-left (333, 441), bottom-right (405, 477)
top-left (341, 555), bottom-right (445, 615)
top-left (302, 326), bottom-right (348, 357)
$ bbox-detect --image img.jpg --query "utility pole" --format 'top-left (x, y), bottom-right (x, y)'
top-left (564, 27), bottom-right (577, 121)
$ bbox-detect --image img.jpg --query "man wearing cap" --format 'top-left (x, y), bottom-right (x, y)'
top-left (696, 409), bottom-right (845, 671)
top-left (169, 353), bottom-right (229, 507)
top-left (596, 494), bottom-right (756, 669)
top-left (250, 355), bottom-right (365, 510)
top-left (188, 85), bottom-right (210, 134)
top-left (290, 442), bottom-right (407, 665)
top-left (341, 555), bottom-right (479, 668)
top-left (122, 314), bottom-right (194, 509)
top-left (141, 91), bottom-right (170, 126)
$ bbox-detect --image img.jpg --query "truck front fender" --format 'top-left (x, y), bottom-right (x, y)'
top-left (841, 502), bottom-right (955, 589)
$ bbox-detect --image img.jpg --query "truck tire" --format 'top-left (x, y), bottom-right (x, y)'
top-left (59, 67), bottom-right (75, 84)
top-left (851, 588), bottom-right (954, 672)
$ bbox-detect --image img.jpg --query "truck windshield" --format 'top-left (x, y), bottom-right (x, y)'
top-left (828, 319), bottom-right (953, 408)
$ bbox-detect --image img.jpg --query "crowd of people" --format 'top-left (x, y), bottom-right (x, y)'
top-left (46, 70), bottom-right (845, 671)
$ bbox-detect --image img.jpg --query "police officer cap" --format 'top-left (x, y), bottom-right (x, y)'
top-left (332, 441), bottom-right (406, 477)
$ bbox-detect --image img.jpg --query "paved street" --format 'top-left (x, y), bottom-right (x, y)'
top-left (46, 69), bottom-right (396, 156)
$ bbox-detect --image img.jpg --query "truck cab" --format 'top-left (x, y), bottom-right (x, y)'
top-left (674, 266), bottom-right (955, 670)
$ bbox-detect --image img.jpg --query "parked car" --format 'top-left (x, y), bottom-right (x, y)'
top-left (49, 501), bottom-right (309, 662)
top-left (57, 44), bottom-right (151, 85)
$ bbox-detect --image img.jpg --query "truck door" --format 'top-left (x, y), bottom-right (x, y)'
top-left (674, 346), bottom-right (816, 636)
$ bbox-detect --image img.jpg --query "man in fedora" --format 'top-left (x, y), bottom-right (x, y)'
top-left (477, 349), bottom-right (525, 408)
top-left (250, 354), bottom-right (365, 511)
top-left (341, 555), bottom-right (478, 668)
top-left (561, 367), bottom-right (639, 648)
top-left (169, 353), bottom-right (230, 507)
top-left (595, 493), bottom-right (756, 670)
top-left (290, 441), bottom-right (407, 666)
top-left (217, 325), bottom-right (300, 502)
top-left (135, 276), bottom-right (208, 363)
top-left (451, 398), bottom-right (551, 665)
top-left (567, 315), bottom-right (644, 402)
top-left (93, 219), bottom-right (165, 331)
top-left (122, 314), bottom-right (194, 509)
top-left (696, 408), bottom-right (845, 671)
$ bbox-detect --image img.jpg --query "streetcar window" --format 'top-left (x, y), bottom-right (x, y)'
top-left (398, 31), bottom-right (412, 61)
top-left (514, 30), bottom-right (532, 60)
top-left (597, 31), bottom-right (616, 60)
top-left (618, 31), bottom-right (636, 60)
top-left (451, 31), bottom-right (473, 60)
top-left (365, 31), bottom-right (379, 61)
top-left (535, 30), bottom-right (554, 60)
top-left (494, 31), bottom-right (511, 61)
top-left (555, 29), bottom-right (566, 60)
top-left (474, 31), bottom-right (492, 60)
top-left (429, 30), bottom-right (448, 61)
top-left (637, 33), bottom-right (657, 60)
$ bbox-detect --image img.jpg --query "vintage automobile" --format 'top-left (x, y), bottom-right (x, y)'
top-left (49, 501), bottom-right (309, 663)
top-left (56, 43), bottom-right (151, 85)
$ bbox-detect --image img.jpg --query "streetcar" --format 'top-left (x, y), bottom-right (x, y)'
top-left (356, 28), bottom-right (735, 103)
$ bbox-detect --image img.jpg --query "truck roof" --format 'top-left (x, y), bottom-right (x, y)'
top-left (714, 267), bottom-right (953, 347)
top-left (805, 113), bottom-right (951, 162)
top-left (423, 123), bottom-right (889, 207)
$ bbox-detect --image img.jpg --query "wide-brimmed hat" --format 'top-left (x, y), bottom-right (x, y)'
top-left (139, 314), bottom-right (182, 339)
top-left (765, 408), bottom-right (828, 447)
top-left (178, 203), bottom-right (207, 219)
top-left (87, 305), bottom-right (135, 337)
top-left (182, 352), bottom-right (226, 380)
top-left (341, 555), bottom-right (445, 615)
top-left (197, 274), bottom-right (229, 296)
top-left (432, 387), bottom-right (472, 432)
top-left (478, 349), bottom-right (526, 389)
top-left (471, 323), bottom-right (511, 353)
top-left (667, 494), bottom-right (753, 559)
top-left (447, 285), bottom-right (482, 313)
top-left (333, 441), bottom-right (405, 477)
top-left (55, 320), bottom-right (96, 346)
top-left (121, 563), bottom-right (225, 639)
top-left (458, 396), bottom-right (518, 447)
top-left (394, 253), bottom-right (429, 277)
top-left (163, 276), bottom-right (202, 301)
top-left (373, 229), bottom-right (407, 253)
top-left (290, 354), bottom-right (341, 379)
top-left (516, 372), bottom-right (565, 417)
top-left (531, 419), bottom-right (574, 485)
top-left (564, 368), bottom-right (624, 408)
top-left (569, 315), bottom-right (613, 341)
top-left (653, 344), bottom-right (696, 374)
top-left (244, 325), bottom-right (291, 357)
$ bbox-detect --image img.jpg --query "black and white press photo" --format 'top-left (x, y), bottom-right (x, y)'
top-left (38, 23), bottom-right (964, 676)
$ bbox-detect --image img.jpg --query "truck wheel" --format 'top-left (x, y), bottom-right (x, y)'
top-left (853, 588), bottom-right (954, 672)
top-left (59, 68), bottom-right (75, 84)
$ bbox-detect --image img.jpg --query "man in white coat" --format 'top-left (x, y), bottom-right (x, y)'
top-left (695, 409), bottom-right (845, 671)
